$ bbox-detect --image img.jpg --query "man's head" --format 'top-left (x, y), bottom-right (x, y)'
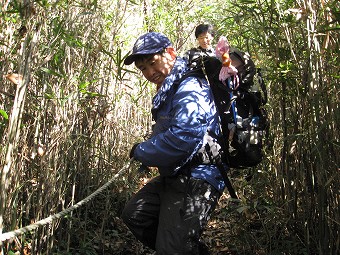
top-left (124, 32), bottom-right (177, 89)
top-left (194, 24), bottom-right (215, 50)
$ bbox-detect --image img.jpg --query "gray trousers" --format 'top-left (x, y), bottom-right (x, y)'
top-left (121, 175), bottom-right (220, 255)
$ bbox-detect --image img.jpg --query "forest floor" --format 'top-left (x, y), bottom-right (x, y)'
top-left (100, 192), bottom-right (260, 255)
top-left (104, 194), bottom-right (238, 255)
top-left (63, 173), bottom-right (272, 255)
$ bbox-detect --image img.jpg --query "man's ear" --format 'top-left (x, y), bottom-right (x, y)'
top-left (166, 47), bottom-right (177, 59)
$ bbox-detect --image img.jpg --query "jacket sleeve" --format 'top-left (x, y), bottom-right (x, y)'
top-left (133, 77), bottom-right (216, 175)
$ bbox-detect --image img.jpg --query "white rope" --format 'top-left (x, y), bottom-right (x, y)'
top-left (0, 160), bottom-right (132, 242)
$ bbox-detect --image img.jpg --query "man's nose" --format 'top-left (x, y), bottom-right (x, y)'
top-left (144, 66), bottom-right (155, 78)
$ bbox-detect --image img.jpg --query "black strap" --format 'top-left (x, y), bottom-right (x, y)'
top-left (217, 163), bottom-right (238, 199)
top-left (205, 142), bottom-right (238, 199)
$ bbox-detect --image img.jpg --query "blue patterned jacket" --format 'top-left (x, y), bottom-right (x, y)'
top-left (133, 57), bottom-right (225, 192)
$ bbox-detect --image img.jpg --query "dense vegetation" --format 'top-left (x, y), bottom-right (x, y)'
top-left (0, 0), bottom-right (339, 254)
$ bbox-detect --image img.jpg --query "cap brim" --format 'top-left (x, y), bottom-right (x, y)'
top-left (124, 54), bottom-right (137, 65)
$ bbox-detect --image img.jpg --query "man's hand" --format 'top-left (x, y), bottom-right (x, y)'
top-left (129, 143), bottom-right (140, 159)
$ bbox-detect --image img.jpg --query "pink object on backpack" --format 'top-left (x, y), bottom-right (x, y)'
top-left (215, 36), bottom-right (238, 86)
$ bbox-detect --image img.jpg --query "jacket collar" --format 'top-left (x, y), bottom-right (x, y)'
top-left (151, 57), bottom-right (188, 118)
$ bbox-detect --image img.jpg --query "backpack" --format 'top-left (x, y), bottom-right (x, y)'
top-left (181, 48), bottom-right (269, 197)
top-left (221, 48), bottom-right (269, 168)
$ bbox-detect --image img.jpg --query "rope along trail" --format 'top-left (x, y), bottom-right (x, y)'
top-left (0, 160), bottom-right (132, 243)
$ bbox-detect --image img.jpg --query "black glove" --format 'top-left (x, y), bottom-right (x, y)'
top-left (129, 143), bottom-right (139, 159)
top-left (138, 164), bottom-right (150, 173)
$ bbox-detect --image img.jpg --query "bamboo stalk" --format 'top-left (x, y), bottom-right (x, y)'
top-left (0, 23), bottom-right (40, 235)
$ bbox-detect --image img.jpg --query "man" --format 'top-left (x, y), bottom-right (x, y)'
top-left (184, 24), bottom-right (216, 67)
top-left (122, 32), bottom-right (226, 254)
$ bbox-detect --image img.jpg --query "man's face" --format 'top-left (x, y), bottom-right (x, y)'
top-left (197, 32), bottom-right (213, 49)
top-left (135, 48), bottom-right (176, 88)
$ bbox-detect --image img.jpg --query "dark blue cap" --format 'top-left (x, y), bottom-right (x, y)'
top-left (124, 32), bottom-right (172, 65)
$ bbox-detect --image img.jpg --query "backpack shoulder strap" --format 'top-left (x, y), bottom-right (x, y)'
top-left (187, 48), bottom-right (200, 65)
top-left (173, 67), bottom-right (207, 90)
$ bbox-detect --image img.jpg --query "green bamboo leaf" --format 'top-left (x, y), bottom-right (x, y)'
top-left (78, 81), bottom-right (90, 90)
top-left (0, 109), bottom-right (8, 120)
top-left (82, 91), bottom-right (106, 98)
top-left (44, 93), bottom-right (56, 99)
top-left (238, 0), bottom-right (256, 4)
top-left (40, 67), bottom-right (64, 77)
